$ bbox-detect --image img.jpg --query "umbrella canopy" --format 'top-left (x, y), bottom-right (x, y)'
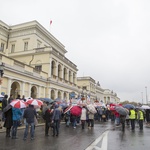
top-left (38, 98), bottom-right (54, 104)
top-left (123, 104), bottom-right (135, 109)
top-left (94, 102), bottom-right (103, 107)
top-left (26, 99), bottom-right (43, 107)
top-left (3, 104), bottom-right (12, 113)
top-left (109, 104), bottom-right (122, 112)
top-left (0, 97), bottom-right (3, 101)
top-left (64, 105), bottom-right (73, 114)
top-left (53, 98), bottom-right (62, 105)
top-left (141, 105), bottom-right (150, 109)
top-left (10, 100), bottom-right (27, 108)
top-left (54, 98), bottom-right (61, 103)
top-left (59, 102), bottom-right (68, 109)
top-left (87, 104), bottom-right (97, 114)
top-left (0, 94), bottom-right (4, 101)
top-left (70, 106), bottom-right (82, 116)
top-left (115, 106), bottom-right (129, 116)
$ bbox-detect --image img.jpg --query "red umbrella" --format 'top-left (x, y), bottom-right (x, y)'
top-left (26, 99), bottom-right (43, 107)
top-left (109, 103), bottom-right (122, 111)
top-left (10, 100), bottom-right (27, 108)
top-left (70, 106), bottom-right (82, 116)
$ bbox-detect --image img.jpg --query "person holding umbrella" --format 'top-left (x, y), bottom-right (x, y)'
top-left (52, 104), bottom-right (62, 136)
top-left (10, 99), bottom-right (27, 139)
top-left (115, 106), bottom-right (129, 131)
top-left (11, 107), bottom-right (22, 139)
top-left (120, 114), bottom-right (126, 131)
top-left (3, 104), bottom-right (13, 137)
top-left (2, 94), bottom-right (8, 121)
top-left (23, 104), bottom-right (37, 140)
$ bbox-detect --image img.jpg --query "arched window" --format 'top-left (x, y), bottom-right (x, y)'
top-left (69, 70), bottom-right (71, 82)
top-left (63, 68), bottom-right (67, 80)
top-left (51, 90), bottom-right (55, 100)
top-left (51, 61), bottom-right (56, 76)
top-left (58, 64), bottom-right (62, 78)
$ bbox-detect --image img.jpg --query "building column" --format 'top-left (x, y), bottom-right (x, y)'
top-left (21, 81), bottom-right (25, 97)
top-left (43, 87), bottom-right (46, 98)
top-left (28, 83), bottom-right (32, 97)
top-left (55, 89), bottom-right (58, 99)
top-left (56, 61), bottom-right (58, 79)
top-left (38, 86), bottom-right (41, 98)
top-left (46, 88), bottom-right (50, 98)
top-left (7, 78), bottom-right (12, 97)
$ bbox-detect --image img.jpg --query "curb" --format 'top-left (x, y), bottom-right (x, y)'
top-left (0, 123), bottom-right (45, 133)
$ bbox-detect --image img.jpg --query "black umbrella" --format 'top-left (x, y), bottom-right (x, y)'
top-left (123, 104), bottom-right (135, 109)
top-left (3, 104), bottom-right (12, 113)
top-left (38, 98), bottom-right (54, 104)
top-left (115, 106), bottom-right (129, 116)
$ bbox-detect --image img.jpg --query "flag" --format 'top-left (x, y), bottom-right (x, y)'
top-left (50, 20), bottom-right (52, 25)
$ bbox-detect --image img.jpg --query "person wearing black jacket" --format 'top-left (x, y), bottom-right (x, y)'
top-left (2, 95), bottom-right (8, 121)
top-left (44, 106), bottom-right (53, 136)
top-left (23, 105), bottom-right (37, 140)
top-left (3, 106), bottom-right (13, 137)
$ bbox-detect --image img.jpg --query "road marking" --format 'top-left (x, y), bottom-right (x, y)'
top-left (85, 130), bottom-right (109, 150)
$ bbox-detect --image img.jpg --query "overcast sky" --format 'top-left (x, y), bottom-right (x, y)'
top-left (1, 0), bottom-right (150, 103)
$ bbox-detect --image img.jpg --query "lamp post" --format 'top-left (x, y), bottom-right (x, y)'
top-left (0, 63), bottom-right (4, 94)
top-left (145, 86), bottom-right (148, 105)
top-left (141, 92), bottom-right (143, 104)
top-left (0, 63), bottom-right (4, 77)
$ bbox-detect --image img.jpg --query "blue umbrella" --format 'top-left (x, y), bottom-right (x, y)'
top-left (123, 104), bottom-right (135, 109)
top-left (54, 98), bottom-right (61, 102)
top-left (0, 97), bottom-right (3, 101)
top-left (59, 103), bottom-right (68, 109)
top-left (38, 98), bottom-right (54, 104)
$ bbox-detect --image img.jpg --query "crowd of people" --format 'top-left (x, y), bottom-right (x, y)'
top-left (0, 94), bottom-right (150, 141)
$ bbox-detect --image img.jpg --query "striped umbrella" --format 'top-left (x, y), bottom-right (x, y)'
top-left (10, 99), bottom-right (27, 108)
top-left (26, 99), bottom-right (43, 107)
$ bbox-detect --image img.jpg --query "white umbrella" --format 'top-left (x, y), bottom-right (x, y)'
top-left (10, 100), bottom-right (27, 108)
top-left (0, 94), bottom-right (4, 97)
top-left (26, 99), bottom-right (43, 107)
top-left (141, 105), bottom-right (150, 109)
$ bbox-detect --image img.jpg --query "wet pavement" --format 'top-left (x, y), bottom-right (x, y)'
top-left (0, 121), bottom-right (150, 150)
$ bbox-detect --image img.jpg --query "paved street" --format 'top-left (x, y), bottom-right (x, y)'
top-left (0, 121), bottom-right (150, 150)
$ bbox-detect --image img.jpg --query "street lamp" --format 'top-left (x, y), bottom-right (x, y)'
top-left (141, 92), bottom-right (143, 104)
top-left (0, 63), bottom-right (4, 77)
top-left (145, 86), bottom-right (148, 105)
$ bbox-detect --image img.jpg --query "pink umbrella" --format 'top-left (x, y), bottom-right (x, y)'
top-left (26, 99), bottom-right (43, 107)
top-left (70, 106), bottom-right (82, 116)
top-left (10, 99), bottom-right (27, 108)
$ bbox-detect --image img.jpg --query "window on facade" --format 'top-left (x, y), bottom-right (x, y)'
top-left (0, 43), bottom-right (5, 52)
top-left (69, 71), bottom-right (71, 82)
top-left (63, 68), bottom-right (67, 80)
top-left (35, 65), bottom-right (42, 71)
top-left (82, 86), bottom-right (87, 90)
top-left (24, 42), bottom-right (28, 51)
top-left (11, 44), bottom-right (15, 53)
top-left (73, 73), bottom-right (75, 83)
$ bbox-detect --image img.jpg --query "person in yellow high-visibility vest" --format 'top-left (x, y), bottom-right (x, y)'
top-left (129, 108), bottom-right (136, 131)
top-left (137, 109), bottom-right (144, 130)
